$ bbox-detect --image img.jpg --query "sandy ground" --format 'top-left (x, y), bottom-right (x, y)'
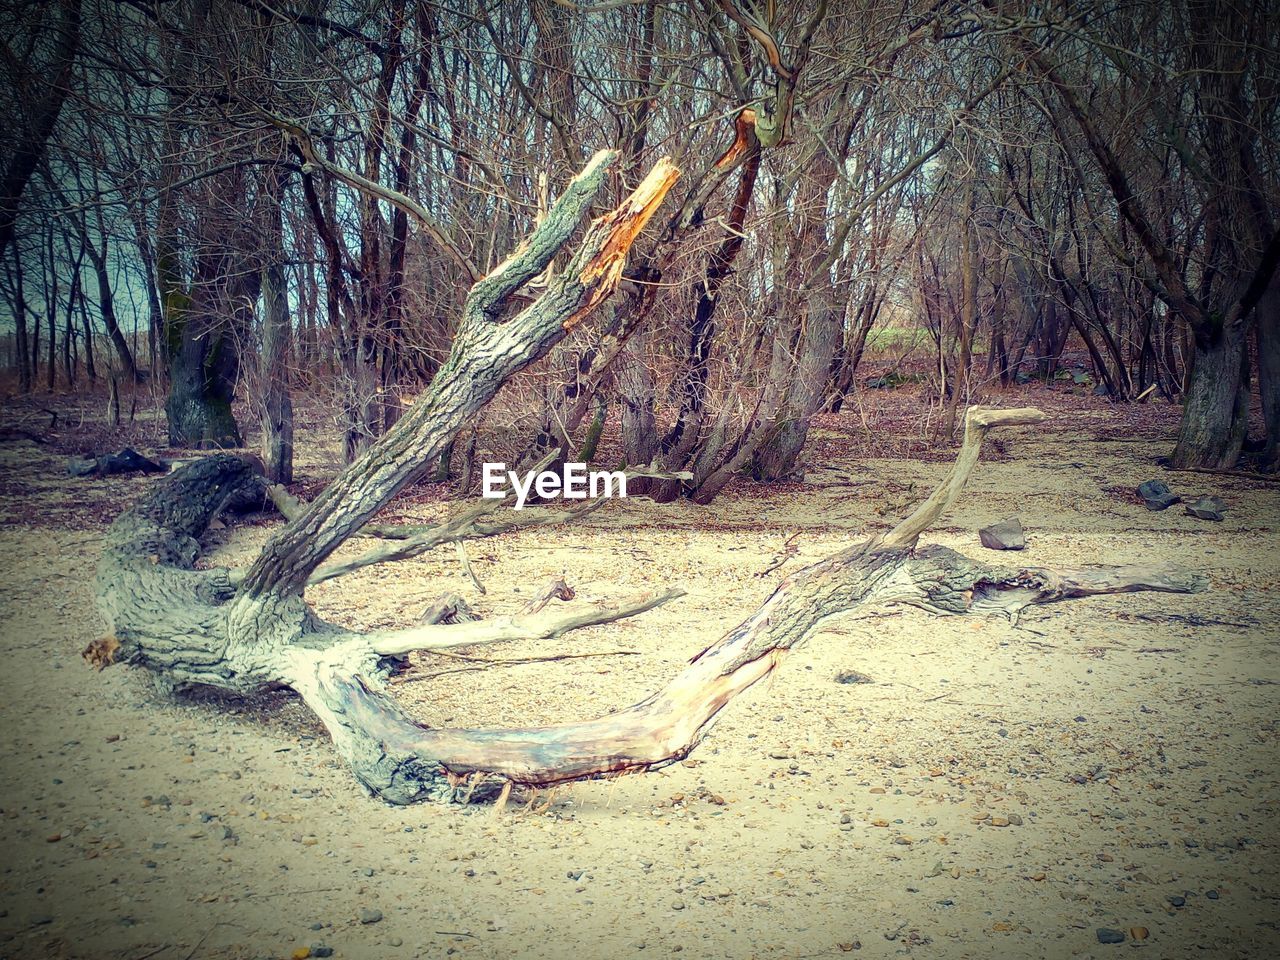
top-left (1, 398), bottom-right (1278, 960)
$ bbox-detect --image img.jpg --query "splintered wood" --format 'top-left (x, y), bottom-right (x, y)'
top-left (567, 158), bottom-right (681, 331)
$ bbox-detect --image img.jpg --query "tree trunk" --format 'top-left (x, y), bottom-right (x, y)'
top-left (11, 244), bottom-right (31, 392)
top-left (161, 222), bottom-right (256, 449)
top-left (259, 162), bottom-right (294, 483)
top-left (78, 286), bottom-right (95, 381)
top-left (618, 336), bottom-right (659, 464)
top-left (752, 297), bottom-right (842, 481)
top-left (1257, 277), bottom-right (1280, 471)
top-left (0, 0), bottom-right (81, 261)
top-left (86, 239), bottom-right (139, 383)
top-left (165, 316), bottom-right (243, 449)
top-left (1172, 319), bottom-right (1249, 469)
top-left (260, 259), bottom-right (294, 482)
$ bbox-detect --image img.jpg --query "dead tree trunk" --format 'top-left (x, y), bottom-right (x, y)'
top-left (89, 154), bottom-right (1204, 806)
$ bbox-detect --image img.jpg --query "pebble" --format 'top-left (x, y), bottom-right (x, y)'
top-left (1206, 889), bottom-right (1220, 900)
top-left (1130, 927), bottom-right (1149, 941)
top-left (360, 908), bottom-right (383, 924)
top-left (1096, 928), bottom-right (1126, 944)
top-left (834, 671), bottom-right (873, 685)
top-left (1137, 479), bottom-right (1179, 511)
top-left (311, 947), bottom-right (334, 958)
top-left (389, 937), bottom-right (403, 947)
top-left (978, 517), bottom-right (1026, 550)
top-left (1185, 496), bottom-right (1226, 521)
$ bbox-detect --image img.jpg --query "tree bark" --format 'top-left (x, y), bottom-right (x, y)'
top-left (1257, 277), bottom-right (1280, 471)
top-left (1172, 320), bottom-right (1250, 469)
top-left (259, 163), bottom-right (294, 483)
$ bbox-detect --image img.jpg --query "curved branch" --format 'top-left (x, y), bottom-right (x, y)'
top-left (879, 406), bottom-right (1047, 550)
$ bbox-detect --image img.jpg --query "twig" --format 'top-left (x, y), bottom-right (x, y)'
top-left (455, 541), bottom-right (486, 594)
top-left (395, 649), bottom-right (638, 684)
top-left (756, 532), bottom-right (801, 577)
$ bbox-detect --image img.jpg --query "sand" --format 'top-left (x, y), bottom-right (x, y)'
top-left (1, 398), bottom-right (1278, 959)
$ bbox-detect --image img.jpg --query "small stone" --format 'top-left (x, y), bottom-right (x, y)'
top-left (359, 908), bottom-right (383, 924)
top-left (1184, 496), bottom-right (1225, 521)
top-left (840, 813), bottom-right (852, 824)
top-left (291, 949), bottom-right (311, 960)
top-left (389, 937), bottom-right (403, 947)
top-left (671, 901), bottom-right (685, 911)
top-left (45, 833), bottom-right (61, 843)
top-left (979, 517), bottom-right (1025, 550)
top-left (989, 817), bottom-right (1010, 827)
top-left (1096, 928), bottom-right (1126, 944)
top-left (311, 947), bottom-right (334, 958)
top-left (1206, 889), bottom-right (1220, 900)
top-left (1130, 927), bottom-right (1149, 941)
top-left (834, 670), bottom-right (873, 685)
top-left (1168, 895), bottom-right (1185, 908)
top-left (30, 915), bottom-right (53, 926)
top-left (1007, 814), bottom-right (1023, 826)
top-left (1137, 479), bottom-right (1180, 511)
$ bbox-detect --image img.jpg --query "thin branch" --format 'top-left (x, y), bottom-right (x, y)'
top-left (365, 587), bottom-right (686, 656)
top-left (260, 111), bottom-right (481, 284)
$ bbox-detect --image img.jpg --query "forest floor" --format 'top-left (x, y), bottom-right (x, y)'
top-left (0, 386), bottom-right (1278, 960)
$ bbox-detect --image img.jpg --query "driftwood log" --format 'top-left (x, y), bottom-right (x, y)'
top-left (88, 151), bottom-right (1206, 805)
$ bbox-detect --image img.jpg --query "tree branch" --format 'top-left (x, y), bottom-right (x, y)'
top-left (879, 407), bottom-right (1046, 550)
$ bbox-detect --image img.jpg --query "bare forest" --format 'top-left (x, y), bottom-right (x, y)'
top-left (1, 1), bottom-right (1278, 958)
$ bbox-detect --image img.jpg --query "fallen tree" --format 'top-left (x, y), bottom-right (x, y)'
top-left (88, 151), bottom-right (1206, 805)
